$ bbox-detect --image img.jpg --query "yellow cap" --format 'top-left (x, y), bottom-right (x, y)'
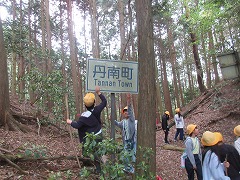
top-left (214, 132), bottom-right (223, 142)
top-left (83, 93), bottom-right (95, 107)
top-left (175, 108), bottom-right (180, 113)
top-left (201, 131), bottom-right (219, 147)
top-left (122, 106), bottom-right (128, 113)
top-left (234, 125), bottom-right (240, 136)
top-left (165, 111), bottom-right (170, 116)
top-left (186, 124), bottom-right (197, 135)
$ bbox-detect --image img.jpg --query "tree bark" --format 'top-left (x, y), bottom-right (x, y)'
top-left (184, 1), bottom-right (206, 93)
top-left (158, 35), bottom-right (173, 116)
top-left (136, 0), bottom-right (156, 175)
top-left (45, 0), bottom-right (54, 110)
top-left (190, 32), bottom-right (207, 93)
top-left (11, 0), bottom-right (17, 96)
top-left (166, 19), bottom-right (180, 108)
top-left (201, 33), bottom-right (211, 88)
top-left (18, 0), bottom-right (25, 101)
top-left (208, 30), bottom-right (220, 84)
top-left (67, 0), bottom-right (80, 114)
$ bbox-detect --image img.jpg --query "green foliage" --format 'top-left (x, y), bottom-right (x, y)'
top-left (24, 68), bottom-right (65, 121)
top-left (23, 143), bottom-right (47, 158)
top-left (79, 133), bottom-right (155, 179)
top-left (79, 167), bottom-right (91, 178)
top-left (48, 170), bottom-right (73, 180)
top-left (136, 147), bottom-right (155, 180)
top-left (48, 172), bottom-right (62, 180)
top-left (183, 87), bottom-right (200, 104)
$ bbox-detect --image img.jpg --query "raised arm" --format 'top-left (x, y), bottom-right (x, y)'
top-left (93, 86), bottom-right (107, 115)
top-left (127, 93), bottom-right (135, 123)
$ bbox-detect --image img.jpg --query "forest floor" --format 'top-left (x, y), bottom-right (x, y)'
top-left (0, 79), bottom-right (240, 180)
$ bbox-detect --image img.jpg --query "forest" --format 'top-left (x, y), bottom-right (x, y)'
top-left (0, 0), bottom-right (240, 179)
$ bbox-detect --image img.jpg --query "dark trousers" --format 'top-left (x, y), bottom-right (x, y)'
top-left (164, 130), bottom-right (169, 143)
top-left (175, 128), bottom-right (184, 140)
top-left (185, 154), bottom-right (203, 180)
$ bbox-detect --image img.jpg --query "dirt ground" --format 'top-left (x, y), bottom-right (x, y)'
top-left (0, 79), bottom-right (240, 180)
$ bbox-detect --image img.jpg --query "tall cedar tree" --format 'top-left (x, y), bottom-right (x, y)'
top-left (136, 0), bottom-right (156, 175)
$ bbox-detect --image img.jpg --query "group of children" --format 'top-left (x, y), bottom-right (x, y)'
top-left (184, 124), bottom-right (240, 180)
top-left (161, 108), bottom-right (185, 144)
top-left (65, 87), bottom-right (240, 179)
top-left (66, 87), bottom-right (137, 174)
top-left (161, 108), bottom-right (240, 180)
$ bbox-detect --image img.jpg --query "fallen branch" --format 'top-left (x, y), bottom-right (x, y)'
top-left (0, 152), bottom-right (28, 175)
top-left (0, 147), bottom-right (13, 154)
top-left (208, 111), bottom-right (240, 125)
top-left (169, 89), bottom-right (215, 128)
top-left (0, 154), bottom-right (93, 166)
top-left (161, 144), bottom-right (185, 152)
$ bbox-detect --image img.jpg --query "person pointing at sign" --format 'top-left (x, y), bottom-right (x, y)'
top-left (66, 86), bottom-right (107, 174)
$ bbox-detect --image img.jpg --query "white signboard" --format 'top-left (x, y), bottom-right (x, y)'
top-left (86, 58), bottom-right (138, 93)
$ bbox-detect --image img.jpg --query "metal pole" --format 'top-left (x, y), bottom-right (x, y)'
top-left (110, 93), bottom-right (116, 140)
top-left (110, 93), bottom-right (116, 161)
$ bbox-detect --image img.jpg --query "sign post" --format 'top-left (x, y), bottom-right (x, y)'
top-left (86, 58), bottom-right (138, 160)
top-left (86, 59), bottom-right (138, 93)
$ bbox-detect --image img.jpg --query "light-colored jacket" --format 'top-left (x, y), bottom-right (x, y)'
top-left (185, 137), bottom-right (202, 167)
top-left (234, 137), bottom-right (240, 155)
top-left (202, 150), bottom-right (230, 180)
top-left (115, 103), bottom-right (136, 143)
top-left (174, 114), bottom-right (184, 128)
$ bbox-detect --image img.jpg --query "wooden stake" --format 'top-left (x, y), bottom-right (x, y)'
top-left (225, 154), bottom-right (228, 176)
top-left (65, 93), bottom-right (81, 169)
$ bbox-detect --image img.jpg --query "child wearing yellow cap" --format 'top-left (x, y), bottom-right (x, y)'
top-left (184, 124), bottom-right (202, 180)
top-left (174, 108), bottom-right (184, 141)
top-left (161, 111), bottom-right (170, 144)
top-left (66, 86), bottom-right (107, 174)
top-left (234, 125), bottom-right (240, 155)
top-left (214, 132), bottom-right (240, 180)
top-left (115, 93), bottom-right (136, 174)
top-left (201, 131), bottom-right (230, 180)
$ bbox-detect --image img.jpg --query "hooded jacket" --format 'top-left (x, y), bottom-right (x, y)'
top-left (70, 93), bottom-right (106, 143)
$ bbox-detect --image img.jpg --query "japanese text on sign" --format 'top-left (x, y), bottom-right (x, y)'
top-left (86, 59), bottom-right (138, 93)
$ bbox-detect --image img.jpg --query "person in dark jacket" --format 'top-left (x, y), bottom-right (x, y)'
top-left (66, 86), bottom-right (107, 173)
top-left (161, 111), bottom-right (170, 144)
top-left (214, 132), bottom-right (240, 180)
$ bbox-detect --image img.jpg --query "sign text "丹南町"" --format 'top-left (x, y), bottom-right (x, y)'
top-left (86, 59), bottom-right (138, 93)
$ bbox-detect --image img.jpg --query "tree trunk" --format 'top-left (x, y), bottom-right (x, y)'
top-left (118, 0), bottom-right (127, 110)
top-left (67, 0), bottom-right (80, 114)
top-left (11, 0), bottom-right (17, 96)
top-left (201, 33), bottom-right (211, 88)
top-left (158, 35), bottom-right (173, 116)
top-left (166, 19), bottom-right (180, 108)
top-left (41, 0), bottom-right (46, 73)
top-left (0, 18), bottom-right (11, 128)
top-left (155, 59), bottom-right (163, 115)
top-left (208, 30), bottom-right (220, 84)
top-left (184, 1), bottom-right (206, 93)
top-left (190, 32), bottom-right (206, 93)
top-left (45, 0), bottom-right (54, 110)
top-left (136, 0), bottom-right (156, 175)
top-left (0, 18), bottom-right (31, 132)
top-left (183, 28), bottom-right (194, 101)
top-left (177, 67), bottom-right (184, 106)
top-left (27, 0), bottom-right (34, 104)
top-left (60, 0), bottom-right (67, 120)
top-left (89, 0), bottom-right (100, 58)
top-left (18, 0), bottom-right (25, 101)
